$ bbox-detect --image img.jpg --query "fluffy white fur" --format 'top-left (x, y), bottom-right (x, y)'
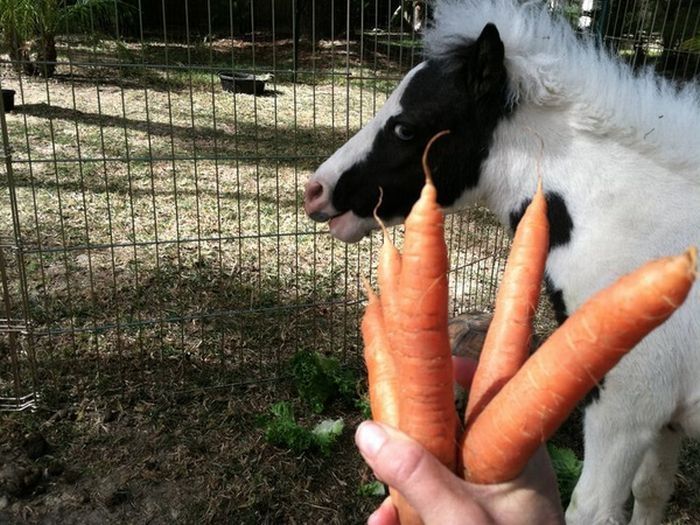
top-left (425, 0), bottom-right (700, 174)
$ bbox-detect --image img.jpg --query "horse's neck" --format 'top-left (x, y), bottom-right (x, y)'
top-left (477, 105), bottom-right (629, 228)
top-left (476, 102), bottom-right (699, 260)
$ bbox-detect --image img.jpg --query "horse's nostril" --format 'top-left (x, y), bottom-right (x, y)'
top-left (304, 181), bottom-right (324, 203)
top-left (304, 180), bottom-right (336, 221)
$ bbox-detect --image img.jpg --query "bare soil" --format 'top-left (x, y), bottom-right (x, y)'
top-left (1, 356), bottom-right (377, 524)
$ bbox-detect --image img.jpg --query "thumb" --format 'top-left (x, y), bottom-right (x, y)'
top-left (355, 421), bottom-right (485, 522)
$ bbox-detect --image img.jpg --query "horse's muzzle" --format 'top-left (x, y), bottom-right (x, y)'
top-left (304, 180), bottom-right (336, 222)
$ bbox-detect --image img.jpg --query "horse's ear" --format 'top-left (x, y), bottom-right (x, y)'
top-left (472, 23), bottom-right (506, 97)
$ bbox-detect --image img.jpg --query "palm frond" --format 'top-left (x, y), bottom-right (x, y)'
top-left (0, 0), bottom-right (36, 44)
top-left (57, 0), bottom-right (128, 34)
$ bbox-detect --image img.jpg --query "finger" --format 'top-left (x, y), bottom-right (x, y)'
top-left (355, 421), bottom-right (484, 520)
top-left (367, 496), bottom-right (398, 525)
top-left (453, 355), bottom-right (478, 391)
top-left (461, 445), bottom-right (565, 524)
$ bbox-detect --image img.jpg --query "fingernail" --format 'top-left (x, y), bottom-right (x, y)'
top-left (356, 421), bottom-right (388, 458)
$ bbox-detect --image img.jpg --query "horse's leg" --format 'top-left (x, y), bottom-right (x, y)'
top-left (565, 398), bottom-right (655, 525)
top-left (629, 426), bottom-right (682, 525)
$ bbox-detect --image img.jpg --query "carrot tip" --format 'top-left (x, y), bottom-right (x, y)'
top-left (524, 126), bottom-right (546, 183)
top-left (373, 187), bottom-right (400, 257)
top-left (373, 187), bottom-right (387, 230)
top-left (687, 246), bottom-right (698, 276)
top-left (421, 130), bottom-right (451, 186)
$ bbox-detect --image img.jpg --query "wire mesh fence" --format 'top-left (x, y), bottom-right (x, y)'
top-left (556, 0), bottom-right (700, 80)
top-left (1, 0), bottom-right (699, 413)
top-left (0, 1), bottom-right (505, 412)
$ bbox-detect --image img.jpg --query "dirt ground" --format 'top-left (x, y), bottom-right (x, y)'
top-left (2, 350), bottom-right (700, 525)
top-left (1, 356), bottom-right (378, 524)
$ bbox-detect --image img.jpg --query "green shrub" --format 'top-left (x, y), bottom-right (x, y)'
top-left (547, 443), bottom-right (583, 507)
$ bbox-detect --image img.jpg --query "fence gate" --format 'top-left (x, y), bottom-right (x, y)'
top-left (0, 0), bottom-right (517, 412)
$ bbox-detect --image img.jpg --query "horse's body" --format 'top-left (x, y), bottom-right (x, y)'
top-left (303, 1), bottom-right (700, 523)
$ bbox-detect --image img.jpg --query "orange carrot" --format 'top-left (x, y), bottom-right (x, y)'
top-left (360, 132), bottom-right (456, 525)
top-left (361, 283), bottom-right (406, 522)
top-left (361, 283), bottom-right (399, 428)
top-left (391, 130), bottom-right (457, 474)
top-left (462, 247), bottom-right (697, 484)
top-left (361, 188), bottom-right (403, 427)
top-left (375, 188), bottom-right (403, 346)
top-left (360, 128), bottom-right (697, 516)
top-left (465, 179), bottom-right (549, 428)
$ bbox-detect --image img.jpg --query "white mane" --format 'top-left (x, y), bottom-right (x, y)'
top-left (424, 0), bottom-right (700, 173)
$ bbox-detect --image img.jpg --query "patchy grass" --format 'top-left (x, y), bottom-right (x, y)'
top-left (0, 356), bottom-right (377, 524)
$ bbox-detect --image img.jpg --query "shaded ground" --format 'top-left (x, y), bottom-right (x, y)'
top-left (1, 356), bottom-right (377, 524)
top-left (3, 349), bottom-right (700, 524)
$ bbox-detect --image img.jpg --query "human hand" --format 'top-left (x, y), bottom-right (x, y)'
top-left (355, 356), bottom-right (565, 525)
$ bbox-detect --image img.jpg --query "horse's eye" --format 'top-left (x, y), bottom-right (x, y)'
top-left (393, 123), bottom-right (414, 141)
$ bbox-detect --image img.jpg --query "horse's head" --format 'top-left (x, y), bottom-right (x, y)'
top-left (304, 23), bottom-right (511, 242)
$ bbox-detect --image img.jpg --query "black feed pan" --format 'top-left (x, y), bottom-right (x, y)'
top-left (2, 89), bottom-right (15, 113)
top-left (218, 72), bottom-right (272, 95)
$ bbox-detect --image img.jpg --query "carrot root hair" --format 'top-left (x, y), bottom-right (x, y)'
top-left (421, 130), bottom-right (451, 186)
top-left (372, 186), bottom-right (391, 241)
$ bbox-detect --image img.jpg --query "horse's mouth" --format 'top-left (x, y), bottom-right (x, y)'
top-left (327, 210), bottom-right (371, 243)
top-left (307, 209), bottom-right (335, 223)
top-left (305, 200), bottom-right (375, 243)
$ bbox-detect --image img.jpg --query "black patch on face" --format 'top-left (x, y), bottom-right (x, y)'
top-left (332, 23), bottom-right (511, 222)
top-left (508, 192), bottom-right (574, 251)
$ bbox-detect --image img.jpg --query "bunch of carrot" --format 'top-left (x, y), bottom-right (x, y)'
top-left (361, 131), bottom-right (697, 523)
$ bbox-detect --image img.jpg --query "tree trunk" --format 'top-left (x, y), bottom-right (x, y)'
top-left (35, 33), bottom-right (57, 78)
top-left (3, 30), bottom-right (33, 75)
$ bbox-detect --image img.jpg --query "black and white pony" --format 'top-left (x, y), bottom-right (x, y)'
top-left (304, 0), bottom-right (700, 523)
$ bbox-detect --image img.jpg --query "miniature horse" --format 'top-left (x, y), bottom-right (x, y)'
top-left (304, 1), bottom-right (700, 523)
